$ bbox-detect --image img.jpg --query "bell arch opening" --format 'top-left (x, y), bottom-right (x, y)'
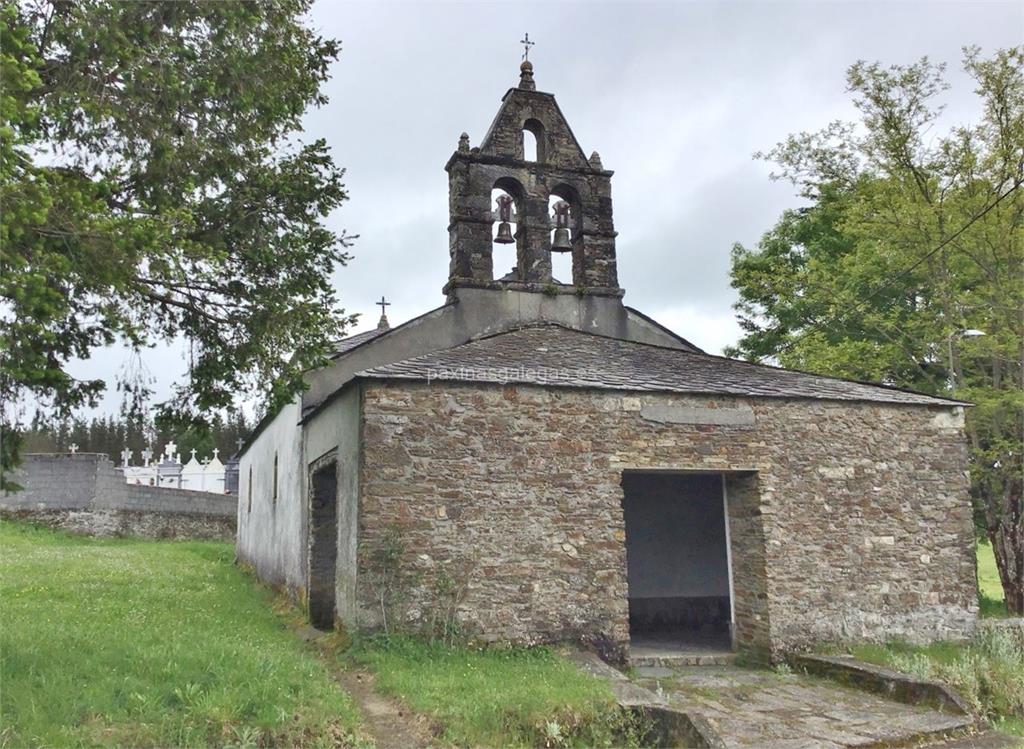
top-left (547, 194), bottom-right (573, 285)
top-left (549, 184), bottom-right (582, 286)
top-left (491, 177), bottom-right (525, 281)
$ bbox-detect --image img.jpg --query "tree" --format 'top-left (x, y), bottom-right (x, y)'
top-left (20, 410), bottom-right (254, 464)
top-left (729, 48), bottom-right (1023, 613)
top-left (1, 1), bottom-right (355, 488)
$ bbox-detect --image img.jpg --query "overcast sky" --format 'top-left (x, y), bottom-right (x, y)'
top-left (71, 0), bottom-right (1023, 417)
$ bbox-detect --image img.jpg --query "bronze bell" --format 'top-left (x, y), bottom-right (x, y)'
top-left (494, 194), bottom-right (516, 244)
top-left (494, 221), bottom-right (515, 244)
top-left (550, 200), bottom-right (572, 252)
top-left (551, 227), bottom-right (572, 252)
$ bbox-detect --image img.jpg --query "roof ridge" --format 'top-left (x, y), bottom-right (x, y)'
top-left (330, 302), bottom-right (452, 361)
top-left (333, 327), bottom-right (382, 343)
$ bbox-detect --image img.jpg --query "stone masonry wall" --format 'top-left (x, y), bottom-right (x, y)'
top-left (723, 473), bottom-right (772, 654)
top-left (357, 381), bottom-right (977, 657)
top-left (2, 454), bottom-right (236, 540)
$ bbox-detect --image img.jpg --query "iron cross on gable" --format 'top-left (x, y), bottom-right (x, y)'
top-left (376, 296), bottom-right (390, 315)
top-left (520, 33), bottom-right (534, 62)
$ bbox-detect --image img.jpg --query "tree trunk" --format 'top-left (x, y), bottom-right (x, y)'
top-left (989, 488), bottom-right (1023, 616)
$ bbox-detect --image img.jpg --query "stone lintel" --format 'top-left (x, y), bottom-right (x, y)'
top-left (640, 403), bottom-right (756, 427)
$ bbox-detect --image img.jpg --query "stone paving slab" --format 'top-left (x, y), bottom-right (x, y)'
top-left (634, 665), bottom-right (973, 748)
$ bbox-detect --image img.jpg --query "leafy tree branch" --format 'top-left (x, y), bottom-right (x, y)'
top-left (730, 47), bottom-right (1024, 613)
top-left (2, 0), bottom-right (357, 487)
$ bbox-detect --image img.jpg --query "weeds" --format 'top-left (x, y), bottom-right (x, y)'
top-left (425, 564), bottom-right (472, 646)
top-left (366, 524), bottom-right (418, 634)
top-left (365, 523), bottom-right (476, 646)
top-left (850, 628), bottom-right (1024, 735)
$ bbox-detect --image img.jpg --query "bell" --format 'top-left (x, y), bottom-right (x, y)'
top-left (494, 194), bottom-right (516, 244)
top-left (550, 199), bottom-right (572, 252)
top-left (494, 221), bottom-right (515, 244)
top-left (551, 227), bottom-right (572, 252)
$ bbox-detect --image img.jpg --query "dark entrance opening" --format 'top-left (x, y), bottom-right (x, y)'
top-left (622, 472), bottom-right (732, 654)
top-left (309, 461), bottom-right (338, 630)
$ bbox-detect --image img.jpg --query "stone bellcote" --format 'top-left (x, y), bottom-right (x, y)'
top-left (444, 61), bottom-right (621, 300)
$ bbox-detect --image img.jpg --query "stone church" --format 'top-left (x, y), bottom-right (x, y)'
top-left (237, 60), bottom-right (977, 660)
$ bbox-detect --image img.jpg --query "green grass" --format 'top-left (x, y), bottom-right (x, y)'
top-left (0, 521), bottom-right (364, 748)
top-left (350, 636), bottom-right (645, 748)
top-left (847, 630), bottom-right (1024, 737)
top-left (978, 540), bottom-right (1010, 618)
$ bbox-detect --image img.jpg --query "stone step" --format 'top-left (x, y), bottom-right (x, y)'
top-left (921, 731), bottom-right (1023, 749)
top-left (629, 652), bottom-right (736, 668)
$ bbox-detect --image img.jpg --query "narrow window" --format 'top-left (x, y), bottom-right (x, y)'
top-left (247, 465), bottom-right (253, 513)
top-left (522, 119), bottom-right (546, 162)
top-left (272, 453), bottom-right (278, 506)
top-left (523, 129), bottom-right (538, 162)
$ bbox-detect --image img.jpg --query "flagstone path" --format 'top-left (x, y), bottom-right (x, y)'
top-left (631, 663), bottom-right (986, 748)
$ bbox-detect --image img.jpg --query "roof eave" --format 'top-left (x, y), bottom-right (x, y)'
top-left (353, 372), bottom-right (970, 409)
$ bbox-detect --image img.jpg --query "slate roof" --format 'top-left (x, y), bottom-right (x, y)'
top-left (358, 324), bottom-right (964, 407)
top-left (332, 327), bottom-right (387, 357)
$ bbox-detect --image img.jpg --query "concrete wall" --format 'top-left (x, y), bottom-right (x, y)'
top-left (237, 400), bottom-right (305, 590)
top-left (357, 381), bottom-right (977, 658)
top-left (2, 454), bottom-right (235, 539)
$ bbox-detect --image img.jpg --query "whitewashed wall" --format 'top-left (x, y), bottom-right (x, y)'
top-left (237, 399), bottom-right (306, 591)
top-left (302, 385), bottom-right (362, 625)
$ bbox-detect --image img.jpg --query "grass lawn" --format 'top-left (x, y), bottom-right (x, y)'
top-left (978, 540), bottom-right (1009, 617)
top-left (0, 521), bottom-right (364, 748)
top-left (12, 520), bottom-right (1010, 748)
top-left (349, 636), bottom-right (643, 748)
